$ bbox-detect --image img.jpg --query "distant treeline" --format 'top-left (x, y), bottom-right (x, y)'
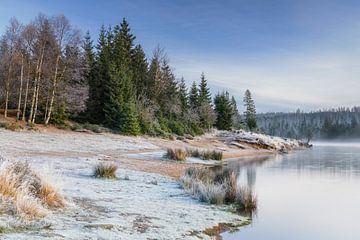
top-left (0, 14), bottom-right (257, 136)
top-left (257, 107), bottom-right (360, 141)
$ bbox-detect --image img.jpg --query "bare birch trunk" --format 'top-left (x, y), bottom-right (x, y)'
top-left (22, 65), bottom-right (30, 121)
top-left (45, 55), bottom-right (60, 125)
top-left (16, 56), bottom-right (24, 121)
top-left (4, 63), bottom-right (12, 118)
top-left (29, 47), bottom-right (44, 123)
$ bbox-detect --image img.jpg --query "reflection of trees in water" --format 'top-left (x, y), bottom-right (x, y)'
top-left (270, 148), bottom-right (360, 177)
top-left (246, 167), bottom-right (256, 190)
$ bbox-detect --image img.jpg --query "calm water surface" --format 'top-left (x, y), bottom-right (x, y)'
top-left (222, 143), bottom-right (360, 240)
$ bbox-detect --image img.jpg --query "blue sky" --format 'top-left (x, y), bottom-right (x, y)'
top-left (1, 0), bottom-right (360, 112)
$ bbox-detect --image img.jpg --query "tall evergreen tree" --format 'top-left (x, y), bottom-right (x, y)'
top-left (198, 72), bottom-right (211, 105)
top-left (131, 44), bottom-right (148, 97)
top-left (197, 73), bottom-right (215, 129)
top-left (243, 89), bottom-right (257, 131)
top-left (86, 25), bottom-right (110, 123)
top-left (231, 96), bottom-right (242, 129)
top-left (178, 77), bottom-right (189, 114)
top-left (214, 91), bottom-right (234, 130)
top-left (189, 81), bottom-right (199, 110)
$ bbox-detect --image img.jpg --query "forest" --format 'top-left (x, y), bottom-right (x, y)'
top-left (0, 14), bottom-right (257, 136)
top-left (257, 107), bottom-right (360, 141)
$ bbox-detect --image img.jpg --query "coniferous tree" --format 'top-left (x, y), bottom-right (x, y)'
top-left (231, 96), bottom-right (242, 129)
top-left (86, 25), bottom-right (110, 123)
top-left (243, 89), bottom-right (257, 131)
top-left (189, 81), bottom-right (199, 110)
top-left (178, 77), bottom-right (189, 114)
top-left (131, 44), bottom-right (148, 97)
top-left (197, 73), bottom-right (215, 129)
top-left (214, 91), bottom-right (234, 130)
top-left (198, 72), bottom-right (211, 105)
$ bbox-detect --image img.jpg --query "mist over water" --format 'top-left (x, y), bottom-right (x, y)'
top-left (222, 145), bottom-right (360, 240)
top-left (313, 140), bottom-right (360, 148)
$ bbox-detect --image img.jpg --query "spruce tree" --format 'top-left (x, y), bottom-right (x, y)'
top-left (198, 72), bottom-right (211, 105)
top-left (189, 81), bottom-right (199, 110)
top-left (243, 89), bottom-right (257, 131)
top-left (131, 44), bottom-right (148, 97)
top-left (86, 25), bottom-right (111, 124)
top-left (179, 77), bottom-right (189, 114)
top-left (231, 96), bottom-right (242, 129)
top-left (214, 91), bottom-right (234, 130)
top-left (197, 73), bottom-right (215, 129)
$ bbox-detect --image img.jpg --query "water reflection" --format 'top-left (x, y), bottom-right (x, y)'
top-left (222, 144), bottom-right (360, 240)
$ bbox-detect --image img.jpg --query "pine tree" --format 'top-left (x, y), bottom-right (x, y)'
top-left (214, 91), bottom-right (234, 130)
top-left (243, 89), bottom-right (257, 131)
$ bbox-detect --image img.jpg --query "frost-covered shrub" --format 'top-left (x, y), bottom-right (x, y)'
top-left (165, 148), bottom-right (187, 161)
top-left (186, 149), bottom-right (223, 161)
top-left (94, 163), bottom-right (118, 179)
top-left (0, 159), bottom-right (64, 219)
top-left (179, 167), bottom-right (257, 211)
top-left (236, 186), bottom-right (257, 212)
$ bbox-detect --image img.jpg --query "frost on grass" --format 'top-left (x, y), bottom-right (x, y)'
top-left (0, 130), bottom-right (246, 239)
top-left (180, 167), bottom-right (257, 213)
top-left (0, 159), bottom-right (64, 220)
top-left (165, 148), bottom-right (187, 161)
top-left (93, 163), bottom-right (118, 179)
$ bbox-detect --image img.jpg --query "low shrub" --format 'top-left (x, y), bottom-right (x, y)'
top-left (93, 163), bottom-right (118, 179)
top-left (165, 148), bottom-right (187, 161)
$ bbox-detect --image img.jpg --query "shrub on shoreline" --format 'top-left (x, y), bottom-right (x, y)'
top-left (186, 149), bottom-right (223, 161)
top-left (165, 148), bottom-right (187, 161)
top-left (179, 167), bottom-right (257, 212)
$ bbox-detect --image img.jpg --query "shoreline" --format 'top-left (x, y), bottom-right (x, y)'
top-left (0, 127), bottom-right (300, 239)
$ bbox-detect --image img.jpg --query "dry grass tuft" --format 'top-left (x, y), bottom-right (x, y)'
top-left (180, 167), bottom-right (257, 212)
top-left (0, 159), bottom-right (65, 219)
top-left (94, 163), bottom-right (118, 179)
top-left (236, 186), bottom-right (257, 212)
top-left (165, 148), bottom-right (187, 161)
top-left (186, 149), bottom-right (223, 161)
top-left (38, 183), bottom-right (65, 208)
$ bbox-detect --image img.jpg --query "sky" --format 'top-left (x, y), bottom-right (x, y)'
top-left (0, 0), bottom-right (360, 113)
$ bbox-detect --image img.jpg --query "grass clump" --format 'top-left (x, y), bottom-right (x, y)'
top-left (0, 159), bottom-right (64, 219)
top-left (236, 186), bottom-right (257, 212)
top-left (186, 149), bottom-right (223, 161)
top-left (165, 148), bottom-right (187, 161)
top-left (179, 167), bottom-right (257, 213)
top-left (4, 123), bottom-right (22, 131)
top-left (82, 123), bottom-right (102, 133)
top-left (94, 163), bottom-right (118, 179)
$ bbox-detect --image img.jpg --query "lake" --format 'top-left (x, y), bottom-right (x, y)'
top-left (222, 143), bottom-right (360, 240)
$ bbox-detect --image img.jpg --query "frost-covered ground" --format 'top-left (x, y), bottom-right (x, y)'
top-left (0, 129), bottom-right (245, 239)
top-left (126, 151), bottom-right (222, 165)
